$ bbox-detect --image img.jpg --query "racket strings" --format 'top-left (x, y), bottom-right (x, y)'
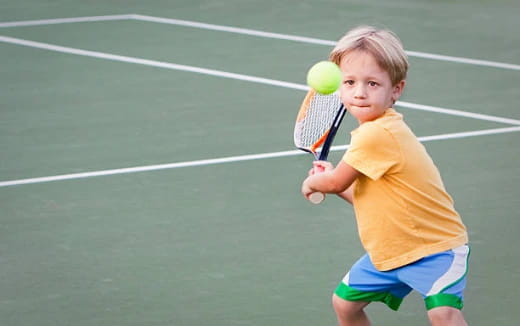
top-left (294, 93), bottom-right (342, 150)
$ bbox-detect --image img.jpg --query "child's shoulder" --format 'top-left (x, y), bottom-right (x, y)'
top-left (352, 119), bottom-right (396, 150)
top-left (352, 109), bottom-right (413, 147)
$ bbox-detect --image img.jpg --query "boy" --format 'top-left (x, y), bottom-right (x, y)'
top-left (301, 26), bottom-right (469, 326)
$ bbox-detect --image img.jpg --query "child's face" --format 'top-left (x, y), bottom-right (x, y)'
top-left (338, 51), bottom-right (405, 124)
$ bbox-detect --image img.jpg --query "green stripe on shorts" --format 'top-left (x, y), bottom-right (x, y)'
top-left (425, 293), bottom-right (464, 310)
top-left (335, 282), bottom-right (403, 311)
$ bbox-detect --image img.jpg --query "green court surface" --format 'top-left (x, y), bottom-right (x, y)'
top-left (1, 1), bottom-right (519, 325)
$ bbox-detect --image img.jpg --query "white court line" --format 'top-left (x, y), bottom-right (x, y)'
top-left (0, 14), bottom-right (133, 28)
top-left (1, 35), bottom-right (519, 127)
top-left (404, 50), bottom-right (520, 71)
top-left (0, 36), bottom-right (307, 90)
top-left (131, 14), bottom-right (520, 71)
top-left (1, 126), bottom-right (519, 188)
top-left (330, 126), bottom-right (520, 152)
top-left (396, 101), bottom-right (520, 126)
top-left (0, 14), bottom-right (519, 71)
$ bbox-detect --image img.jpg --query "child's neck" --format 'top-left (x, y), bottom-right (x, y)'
top-left (357, 108), bottom-right (392, 125)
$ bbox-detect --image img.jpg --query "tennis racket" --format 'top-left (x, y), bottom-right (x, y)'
top-left (294, 89), bottom-right (346, 204)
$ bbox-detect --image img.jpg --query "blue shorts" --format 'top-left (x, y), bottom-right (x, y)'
top-left (335, 245), bottom-right (470, 311)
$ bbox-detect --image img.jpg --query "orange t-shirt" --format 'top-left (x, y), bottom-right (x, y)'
top-left (343, 108), bottom-right (468, 271)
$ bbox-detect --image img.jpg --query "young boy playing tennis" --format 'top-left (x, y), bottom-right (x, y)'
top-left (301, 26), bottom-right (469, 326)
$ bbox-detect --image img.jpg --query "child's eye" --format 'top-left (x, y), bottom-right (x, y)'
top-left (344, 80), bottom-right (354, 85)
top-left (368, 81), bottom-right (378, 87)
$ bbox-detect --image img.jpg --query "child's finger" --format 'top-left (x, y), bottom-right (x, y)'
top-left (313, 161), bottom-right (332, 172)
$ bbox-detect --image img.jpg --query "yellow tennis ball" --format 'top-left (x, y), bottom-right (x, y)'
top-left (306, 61), bottom-right (342, 95)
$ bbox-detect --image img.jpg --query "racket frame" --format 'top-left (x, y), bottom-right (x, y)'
top-left (294, 91), bottom-right (347, 204)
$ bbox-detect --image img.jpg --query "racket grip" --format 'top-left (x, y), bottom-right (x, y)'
top-left (308, 192), bottom-right (325, 204)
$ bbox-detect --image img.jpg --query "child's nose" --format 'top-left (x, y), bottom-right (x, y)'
top-left (354, 85), bottom-right (367, 98)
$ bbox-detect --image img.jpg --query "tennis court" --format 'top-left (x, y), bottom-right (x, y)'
top-left (1, 1), bottom-right (519, 325)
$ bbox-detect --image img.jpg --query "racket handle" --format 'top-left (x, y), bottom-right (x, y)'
top-left (308, 192), bottom-right (325, 204)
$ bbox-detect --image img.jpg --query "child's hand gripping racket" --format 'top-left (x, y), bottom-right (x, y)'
top-left (294, 89), bottom-right (346, 204)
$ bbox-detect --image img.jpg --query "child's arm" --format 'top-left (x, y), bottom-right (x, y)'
top-left (301, 160), bottom-right (361, 202)
top-left (337, 184), bottom-right (354, 204)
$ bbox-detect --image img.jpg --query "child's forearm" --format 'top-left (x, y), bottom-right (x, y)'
top-left (302, 160), bottom-right (360, 200)
top-left (304, 171), bottom-right (346, 194)
top-left (337, 185), bottom-right (354, 204)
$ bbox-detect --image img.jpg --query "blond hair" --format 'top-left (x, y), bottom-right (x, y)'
top-left (329, 26), bottom-right (408, 86)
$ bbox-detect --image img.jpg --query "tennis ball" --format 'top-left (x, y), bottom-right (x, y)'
top-left (306, 61), bottom-right (342, 95)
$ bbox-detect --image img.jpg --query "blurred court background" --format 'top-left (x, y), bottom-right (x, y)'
top-left (1, 1), bottom-right (519, 325)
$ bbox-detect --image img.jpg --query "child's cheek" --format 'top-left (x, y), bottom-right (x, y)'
top-left (339, 89), bottom-right (350, 106)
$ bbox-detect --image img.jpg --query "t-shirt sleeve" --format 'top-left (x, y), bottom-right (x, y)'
top-left (343, 122), bottom-right (401, 180)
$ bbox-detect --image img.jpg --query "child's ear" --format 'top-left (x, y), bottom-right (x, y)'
top-left (392, 80), bottom-right (406, 102)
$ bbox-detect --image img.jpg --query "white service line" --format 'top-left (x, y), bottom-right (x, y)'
top-left (405, 50), bottom-right (520, 71)
top-left (0, 35), bottom-right (307, 91)
top-left (396, 101), bottom-right (520, 126)
top-left (0, 14), bottom-right (519, 71)
top-left (1, 126), bottom-right (519, 188)
top-left (0, 35), bottom-right (519, 127)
